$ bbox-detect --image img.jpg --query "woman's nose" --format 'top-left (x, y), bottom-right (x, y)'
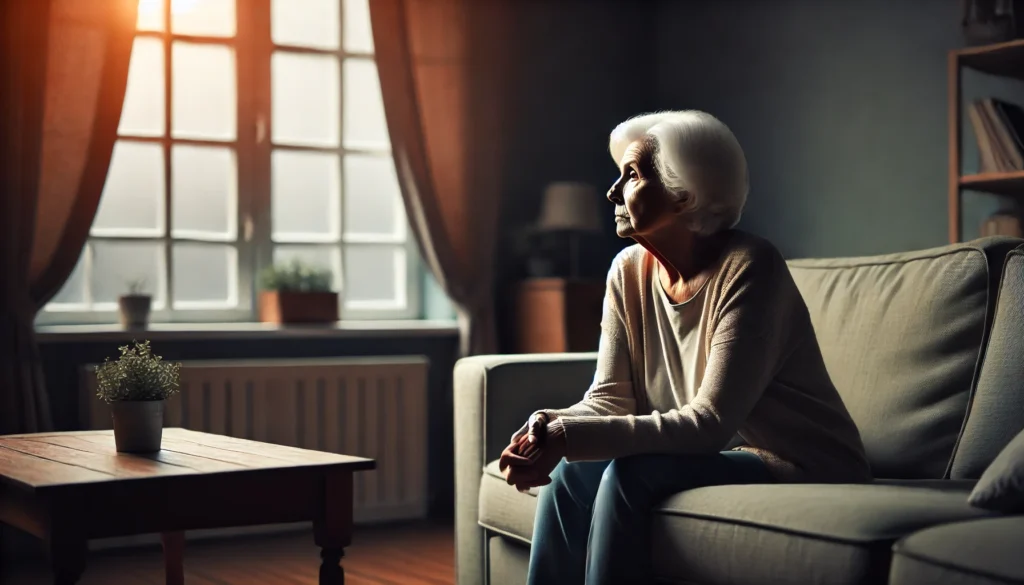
top-left (607, 179), bottom-right (623, 204)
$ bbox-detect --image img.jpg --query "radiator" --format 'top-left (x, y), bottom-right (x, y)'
top-left (80, 356), bottom-right (429, 526)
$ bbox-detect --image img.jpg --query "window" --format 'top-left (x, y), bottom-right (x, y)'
top-left (41, 0), bottom-right (417, 325)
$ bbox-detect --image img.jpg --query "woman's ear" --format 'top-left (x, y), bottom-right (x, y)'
top-left (672, 191), bottom-right (692, 215)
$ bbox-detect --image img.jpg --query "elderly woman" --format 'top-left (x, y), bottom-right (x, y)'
top-left (499, 110), bottom-right (872, 585)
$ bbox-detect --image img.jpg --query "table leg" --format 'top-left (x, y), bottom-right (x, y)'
top-left (49, 531), bottom-right (86, 585)
top-left (314, 471), bottom-right (353, 585)
top-left (319, 548), bottom-right (345, 584)
top-left (161, 531), bottom-right (184, 585)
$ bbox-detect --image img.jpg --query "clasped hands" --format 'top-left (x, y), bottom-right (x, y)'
top-left (499, 412), bottom-right (567, 493)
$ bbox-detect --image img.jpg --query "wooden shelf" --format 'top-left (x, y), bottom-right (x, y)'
top-left (957, 39), bottom-right (1024, 80)
top-left (960, 171), bottom-right (1024, 196)
top-left (950, 39), bottom-right (1024, 242)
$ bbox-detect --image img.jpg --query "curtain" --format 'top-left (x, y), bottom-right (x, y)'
top-left (0, 0), bottom-right (137, 434)
top-left (370, 0), bottom-right (507, 356)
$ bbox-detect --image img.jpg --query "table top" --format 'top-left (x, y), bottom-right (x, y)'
top-left (0, 428), bottom-right (375, 493)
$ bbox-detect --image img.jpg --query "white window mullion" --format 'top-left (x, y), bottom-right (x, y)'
top-left (162, 0), bottom-right (175, 316)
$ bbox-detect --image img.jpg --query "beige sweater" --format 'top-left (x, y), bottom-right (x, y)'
top-left (542, 231), bottom-right (872, 483)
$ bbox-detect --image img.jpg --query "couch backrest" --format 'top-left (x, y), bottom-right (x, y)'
top-left (787, 238), bottom-right (1018, 479)
top-left (950, 244), bottom-right (1024, 479)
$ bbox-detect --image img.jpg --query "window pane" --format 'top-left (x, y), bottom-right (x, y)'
top-left (343, 59), bottom-right (389, 148)
top-left (93, 141), bottom-right (164, 236)
top-left (343, 0), bottom-right (374, 53)
top-left (172, 145), bottom-right (237, 239)
top-left (343, 154), bottom-right (402, 236)
top-left (172, 42), bottom-right (236, 140)
top-left (173, 243), bottom-right (235, 305)
top-left (171, 0), bottom-right (235, 37)
top-left (49, 248), bottom-right (88, 306)
top-left (272, 0), bottom-right (339, 50)
top-left (272, 52), bottom-right (339, 147)
top-left (91, 241), bottom-right (165, 307)
top-left (137, 0), bottom-right (164, 31)
top-left (344, 244), bottom-right (403, 305)
top-left (119, 38), bottom-right (164, 137)
top-left (272, 150), bottom-right (340, 241)
top-left (273, 245), bottom-right (341, 290)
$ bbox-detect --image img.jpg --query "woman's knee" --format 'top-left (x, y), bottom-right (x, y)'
top-left (599, 455), bottom-right (677, 500)
top-left (600, 458), bottom-right (648, 499)
top-left (541, 460), bottom-right (605, 507)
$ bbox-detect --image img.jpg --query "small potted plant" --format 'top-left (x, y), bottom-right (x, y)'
top-left (95, 340), bottom-right (181, 453)
top-left (119, 278), bottom-right (152, 330)
top-left (258, 259), bottom-right (339, 324)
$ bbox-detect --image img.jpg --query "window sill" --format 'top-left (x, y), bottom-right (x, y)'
top-left (35, 320), bottom-right (460, 343)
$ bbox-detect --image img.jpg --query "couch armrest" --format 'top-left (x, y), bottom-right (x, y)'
top-left (453, 352), bottom-right (597, 585)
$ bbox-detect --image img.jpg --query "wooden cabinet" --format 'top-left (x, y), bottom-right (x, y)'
top-left (514, 278), bottom-right (605, 353)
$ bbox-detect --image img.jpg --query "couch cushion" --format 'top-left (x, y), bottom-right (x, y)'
top-left (890, 517), bottom-right (1024, 585)
top-left (651, 481), bottom-right (988, 585)
top-left (479, 460), bottom-right (990, 585)
top-left (787, 237), bottom-right (1018, 479)
top-left (969, 429), bottom-right (1024, 513)
top-left (952, 245), bottom-right (1024, 479)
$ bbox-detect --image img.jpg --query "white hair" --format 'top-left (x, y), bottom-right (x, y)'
top-left (609, 110), bottom-right (749, 235)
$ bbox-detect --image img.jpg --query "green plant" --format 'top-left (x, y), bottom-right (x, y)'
top-left (259, 259), bottom-right (333, 292)
top-left (125, 278), bottom-right (147, 296)
top-left (95, 341), bottom-right (181, 403)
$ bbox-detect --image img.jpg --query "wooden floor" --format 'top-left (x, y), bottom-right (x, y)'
top-left (2, 522), bottom-right (454, 585)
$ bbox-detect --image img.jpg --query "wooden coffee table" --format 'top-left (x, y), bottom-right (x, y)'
top-left (0, 428), bottom-right (374, 584)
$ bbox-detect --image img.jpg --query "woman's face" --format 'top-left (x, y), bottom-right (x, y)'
top-left (607, 138), bottom-right (682, 239)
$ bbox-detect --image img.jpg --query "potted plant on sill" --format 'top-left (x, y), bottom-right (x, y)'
top-left (119, 278), bottom-right (152, 330)
top-left (95, 340), bottom-right (181, 453)
top-left (258, 259), bottom-right (339, 324)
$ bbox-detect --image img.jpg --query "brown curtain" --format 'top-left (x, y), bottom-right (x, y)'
top-left (0, 0), bottom-right (137, 434)
top-left (370, 0), bottom-right (507, 356)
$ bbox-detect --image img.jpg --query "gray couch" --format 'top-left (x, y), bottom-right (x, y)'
top-left (455, 238), bottom-right (1024, 585)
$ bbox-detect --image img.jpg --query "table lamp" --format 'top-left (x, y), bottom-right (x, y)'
top-left (535, 182), bottom-right (602, 278)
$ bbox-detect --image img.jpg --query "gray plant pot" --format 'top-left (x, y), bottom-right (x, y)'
top-left (118, 295), bottom-right (152, 329)
top-left (111, 400), bottom-right (165, 453)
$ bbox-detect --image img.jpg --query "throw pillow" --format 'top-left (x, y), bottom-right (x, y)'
top-left (969, 429), bottom-right (1024, 513)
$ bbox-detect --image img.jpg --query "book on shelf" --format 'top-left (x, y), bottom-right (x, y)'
top-left (967, 98), bottom-right (1024, 173)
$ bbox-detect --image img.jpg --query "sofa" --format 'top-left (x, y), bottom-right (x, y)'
top-left (455, 237), bottom-right (1024, 585)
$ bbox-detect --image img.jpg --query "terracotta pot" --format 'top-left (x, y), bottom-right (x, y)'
top-left (111, 400), bottom-right (164, 453)
top-left (258, 291), bottom-right (339, 324)
top-left (118, 294), bottom-right (152, 329)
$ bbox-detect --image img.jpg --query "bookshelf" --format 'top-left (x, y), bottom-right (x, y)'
top-left (949, 39), bottom-right (1024, 243)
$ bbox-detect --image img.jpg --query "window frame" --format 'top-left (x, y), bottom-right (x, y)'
top-left (38, 0), bottom-right (420, 326)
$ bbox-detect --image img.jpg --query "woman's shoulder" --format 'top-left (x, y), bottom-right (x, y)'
top-left (718, 230), bottom-right (786, 268)
top-left (711, 231), bottom-right (793, 295)
top-left (611, 243), bottom-right (648, 270)
top-left (604, 244), bottom-right (651, 293)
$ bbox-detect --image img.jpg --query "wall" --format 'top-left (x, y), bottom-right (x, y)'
top-left (655, 0), bottom-right (1020, 258)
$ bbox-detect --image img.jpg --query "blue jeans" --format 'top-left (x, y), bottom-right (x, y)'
top-left (527, 451), bottom-right (774, 585)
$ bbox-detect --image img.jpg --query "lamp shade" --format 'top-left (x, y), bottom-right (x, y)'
top-left (536, 182), bottom-right (602, 233)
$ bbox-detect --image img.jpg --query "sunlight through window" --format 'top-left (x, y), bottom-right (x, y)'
top-left (43, 0), bottom-right (415, 324)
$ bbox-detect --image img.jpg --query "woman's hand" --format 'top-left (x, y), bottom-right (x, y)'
top-left (502, 419), bottom-right (568, 492)
top-left (509, 412), bottom-right (549, 452)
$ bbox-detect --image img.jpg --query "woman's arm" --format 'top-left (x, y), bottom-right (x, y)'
top-left (534, 256), bottom-right (638, 422)
top-left (556, 246), bottom-right (795, 461)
